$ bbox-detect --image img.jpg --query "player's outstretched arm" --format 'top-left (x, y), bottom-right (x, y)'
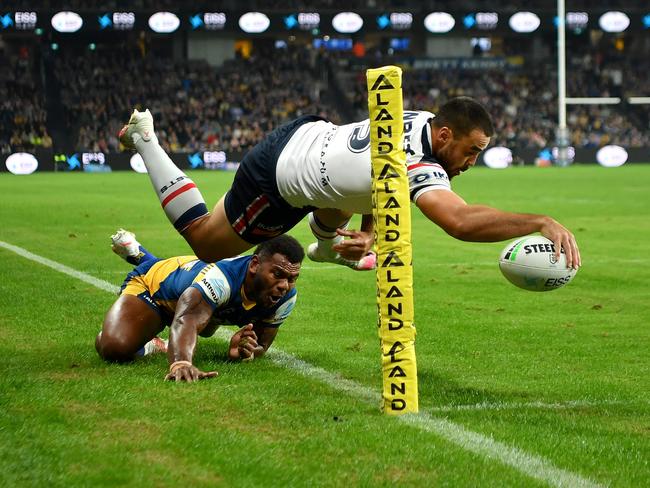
top-left (165, 288), bottom-right (218, 382)
top-left (416, 190), bottom-right (581, 269)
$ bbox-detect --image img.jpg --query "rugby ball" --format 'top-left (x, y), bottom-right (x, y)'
top-left (499, 236), bottom-right (577, 292)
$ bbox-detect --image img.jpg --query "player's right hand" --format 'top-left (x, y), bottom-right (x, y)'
top-left (539, 217), bottom-right (581, 269)
top-left (164, 363), bottom-right (218, 382)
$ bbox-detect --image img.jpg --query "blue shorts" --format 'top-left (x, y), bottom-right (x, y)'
top-left (224, 115), bottom-right (324, 244)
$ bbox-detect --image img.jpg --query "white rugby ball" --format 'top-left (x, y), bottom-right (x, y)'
top-left (499, 236), bottom-right (577, 292)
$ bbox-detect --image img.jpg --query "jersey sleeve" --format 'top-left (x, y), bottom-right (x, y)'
top-left (407, 160), bottom-right (452, 203)
top-left (261, 292), bottom-right (297, 327)
top-left (190, 265), bottom-right (232, 310)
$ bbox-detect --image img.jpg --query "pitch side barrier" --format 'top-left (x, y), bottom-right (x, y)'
top-left (2, 148), bottom-right (649, 174)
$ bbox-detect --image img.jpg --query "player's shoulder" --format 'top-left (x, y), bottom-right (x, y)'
top-left (193, 263), bottom-right (233, 306)
top-left (407, 156), bottom-right (451, 202)
top-left (215, 254), bottom-right (252, 276)
top-left (407, 156), bottom-right (448, 177)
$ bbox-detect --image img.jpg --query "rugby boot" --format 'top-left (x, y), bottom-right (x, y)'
top-left (110, 228), bottom-right (144, 263)
top-left (307, 241), bottom-right (377, 271)
top-left (118, 109), bottom-right (156, 149)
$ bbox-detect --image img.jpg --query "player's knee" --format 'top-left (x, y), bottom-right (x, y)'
top-left (96, 331), bottom-right (137, 363)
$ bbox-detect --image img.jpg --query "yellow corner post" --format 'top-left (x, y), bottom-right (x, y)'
top-left (366, 66), bottom-right (418, 414)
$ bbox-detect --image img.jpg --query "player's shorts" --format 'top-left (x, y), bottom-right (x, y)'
top-left (120, 256), bottom-right (196, 320)
top-left (224, 115), bottom-right (325, 244)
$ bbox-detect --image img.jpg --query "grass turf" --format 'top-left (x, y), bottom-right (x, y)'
top-left (0, 165), bottom-right (648, 487)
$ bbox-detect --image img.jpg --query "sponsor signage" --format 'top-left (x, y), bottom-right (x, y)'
top-left (332, 12), bottom-right (363, 33)
top-left (283, 12), bottom-right (320, 30)
top-left (51, 11), bottom-right (83, 32)
top-left (239, 12), bottom-right (270, 33)
top-left (130, 154), bottom-right (147, 173)
top-left (596, 145), bottom-right (628, 167)
top-left (148, 12), bottom-right (180, 33)
top-left (509, 12), bottom-right (541, 32)
top-left (189, 12), bottom-right (227, 30)
top-left (599, 11), bottom-right (630, 32)
top-left (98, 12), bottom-right (135, 30)
top-left (483, 147), bottom-right (512, 169)
top-left (1, 11), bottom-right (38, 30)
top-left (424, 12), bottom-right (455, 33)
top-left (5, 152), bottom-right (38, 175)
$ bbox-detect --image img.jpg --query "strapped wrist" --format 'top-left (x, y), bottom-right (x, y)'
top-left (169, 360), bottom-right (192, 374)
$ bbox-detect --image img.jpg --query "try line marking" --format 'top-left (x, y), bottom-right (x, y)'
top-left (0, 239), bottom-right (605, 488)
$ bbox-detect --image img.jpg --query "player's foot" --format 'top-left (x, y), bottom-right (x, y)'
top-left (118, 108), bottom-right (156, 149)
top-left (307, 242), bottom-right (377, 271)
top-left (111, 228), bottom-right (142, 262)
top-left (138, 336), bottom-right (168, 357)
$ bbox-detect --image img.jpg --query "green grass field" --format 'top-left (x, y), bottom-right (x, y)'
top-left (1, 165), bottom-right (648, 487)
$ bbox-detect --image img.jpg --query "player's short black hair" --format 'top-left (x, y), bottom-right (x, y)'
top-left (254, 235), bottom-right (305, 264)
top-left (432, 96), bottom-right (494, 138)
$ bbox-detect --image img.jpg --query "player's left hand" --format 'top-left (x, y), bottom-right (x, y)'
top-left (229, 324), bottom-right (259, 361)
top-left (333, 228), bottom-right (374, 260)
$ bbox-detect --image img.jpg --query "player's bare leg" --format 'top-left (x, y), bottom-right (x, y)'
top-left (182, 196), bottom-right (253, 262)
top-left (307, 209), bottom-right (376, 271)
top-left (96, 295), bottom-right (165, 362)
top-left (119, 109), bottom-right (253, 262)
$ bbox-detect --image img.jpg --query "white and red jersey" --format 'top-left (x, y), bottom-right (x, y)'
top-left (275, 110), bottom-right (451, 213)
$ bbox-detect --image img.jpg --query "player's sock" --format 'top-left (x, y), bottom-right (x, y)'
top-left (135, 140), bottom-right (208, 232)
top-left (131, 245), bottom-right (157, 266)
top-left (120, 109), bottom-right (208, 232)
top-left (307, 213), bottom-right (376, 271)
top-left (136, 336), bottom-right (168, 357)
top-left (308, 213), bottom-right (349, 258)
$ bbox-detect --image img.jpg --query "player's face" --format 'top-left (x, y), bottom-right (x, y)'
top-left (250, 253), bottom-right (301, 308)
top-left (435, 128), bottom-right (490, 179)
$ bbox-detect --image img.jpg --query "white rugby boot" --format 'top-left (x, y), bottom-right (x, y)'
top-left (307, 240), bottom-right (377, 271)
top-left (118, 109), bottom-right (156, 149)
top-left (110, 228), bottom-right (142, 262)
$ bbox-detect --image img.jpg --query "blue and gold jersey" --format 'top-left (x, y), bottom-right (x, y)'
top-left (120, 255), bottom-right (297, 328)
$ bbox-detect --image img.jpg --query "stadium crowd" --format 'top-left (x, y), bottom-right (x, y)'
top-left (3, 35), bottom-right (649, 154)
top-left (346, 46), bottom-right (650, 150)
top-left (52, 44), bottom-right (337, 154)
top-left (0, 51), bottom-right (52, 155)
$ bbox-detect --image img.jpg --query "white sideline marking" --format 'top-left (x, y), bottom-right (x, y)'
top-left (430, 399), bottom-right (627, 413)
top-left (0, 240), bottom-right (605, 488)
top-left (0, 240), bottom-right (119, 294)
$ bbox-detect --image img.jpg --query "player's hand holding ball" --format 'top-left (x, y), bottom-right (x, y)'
top-left (499, 235), bottom-right (579, 292)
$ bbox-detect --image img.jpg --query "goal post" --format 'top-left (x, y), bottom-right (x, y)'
top-left (366, 65), bottom-right (419, 415)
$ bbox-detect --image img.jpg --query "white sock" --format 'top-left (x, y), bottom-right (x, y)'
top-left (135, 139), bottom-right (208, 232)
top-left (309, 213), bottom-right (349, 256)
